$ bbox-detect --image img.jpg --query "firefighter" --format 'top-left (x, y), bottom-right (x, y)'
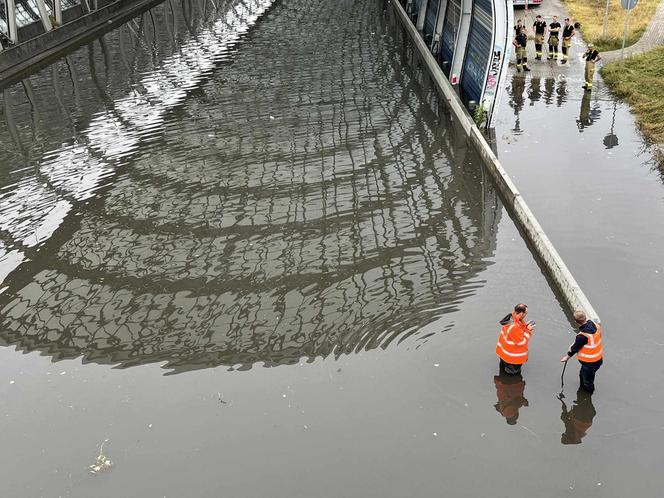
top-left (512, 28), bottom-right (530, 73)
top-left (582, 43), bottom-right (602, 90)
top-left (496, 303), bottom-right (535, 375)
top-left (560, 310), bottom-right (604, 393)
top-left (548, 15), bottom-right (561, 61)
top-left (514, 18), bottom-right (527, 36)
top-left (561, 17), bottom-right (575, 64)
top-left (532, 14), bottom-right (547, 60)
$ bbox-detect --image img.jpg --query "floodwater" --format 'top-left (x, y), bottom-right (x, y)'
top-left (0, 0), bottom-right (661, 497)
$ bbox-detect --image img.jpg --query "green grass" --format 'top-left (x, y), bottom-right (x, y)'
top-left (562, 0), bottom-right (659, 51)
top-left (602, 46), bottom-right (664, 160)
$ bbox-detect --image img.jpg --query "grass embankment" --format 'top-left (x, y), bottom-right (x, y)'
top-left (602, 46), bottom-right (664, 160)
top-left (562, 0), bottom-right (659, 51)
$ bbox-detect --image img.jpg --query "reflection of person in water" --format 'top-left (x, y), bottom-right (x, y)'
top-left (577, 90), bottom-right (593, 130)
top-left (509, 75), bottom-right (526, 132)
top-left (543, 78), bottom-right (555, 105)
top-left (556, 79), bottom-right (567, 107)
top-left (528, 77), bottom-right (542, 106)
top-left (577, 91), bottom-right (603, 132)
top-left (494, 373), bottom-right (528, 425)
top-left (560, 389), bottom-right (596, 444)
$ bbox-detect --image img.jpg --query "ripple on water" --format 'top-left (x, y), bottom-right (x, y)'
top-left (0, 0), bottom-right (500, 372)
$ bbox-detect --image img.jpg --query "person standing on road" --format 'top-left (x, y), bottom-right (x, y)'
top-left (548, 15), bottom-right (562, 61)
top-left (513, 29), bottom-right (531, 73)
top-left (496, 303), bottom-right (535, 375)
top-left (533, 15), bottom-right (547, 60)
top-left (561, 17), bottom-right (575, 64)
top-left (582, 43), bottom-right (602, 90)
top-left (560, 310), bottom-right (603, 393)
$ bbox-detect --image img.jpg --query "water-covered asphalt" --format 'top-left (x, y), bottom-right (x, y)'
top-left (0, 0), bottom-right (661, 497)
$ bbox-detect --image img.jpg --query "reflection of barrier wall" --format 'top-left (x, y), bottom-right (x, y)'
top-left (391, 0), bottom-right (600, 323)
top-left (0, 0), bottom-right (165, 87)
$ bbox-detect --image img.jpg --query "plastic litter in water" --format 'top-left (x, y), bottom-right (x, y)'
top-left (89, 439), bottom-right (113, 475)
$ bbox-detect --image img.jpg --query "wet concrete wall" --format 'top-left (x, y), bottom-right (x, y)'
top-left (390, 0), bottom-right (600, 323)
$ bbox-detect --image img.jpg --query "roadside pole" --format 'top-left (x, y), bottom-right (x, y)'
top-left (603, 0), bottom-right (610, 37)
top-left (621, 0), bottom-right (638, 58)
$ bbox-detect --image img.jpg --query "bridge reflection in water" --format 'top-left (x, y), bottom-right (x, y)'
top-left (0, 0), bottom-right (500, 373)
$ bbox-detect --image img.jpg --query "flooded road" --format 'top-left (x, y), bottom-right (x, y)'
top-left (0, 0), bottom-right (661, 497)
top-left (0, 0), bottom-right (501, 371)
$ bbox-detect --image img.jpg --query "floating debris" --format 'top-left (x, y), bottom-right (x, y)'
top-left (89, 439), bottom-right (113, 474)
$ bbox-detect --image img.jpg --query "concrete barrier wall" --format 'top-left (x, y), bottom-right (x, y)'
top-left (0, 0), bottom-right (164, 87)
top-left (391, 0), bottom-right (600, 323)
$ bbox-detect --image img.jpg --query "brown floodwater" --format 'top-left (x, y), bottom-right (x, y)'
top-left (0, 0), bottom-right (662, 497)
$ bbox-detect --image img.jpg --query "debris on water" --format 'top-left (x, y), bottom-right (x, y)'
top-left (597, 482), bottom-right (602, 486)
top-left (148, 423), bottom-right (153, 428)
top-left (481, 433), bottom-right (486, 438)
top-left (217, 392), bottom-right (228, 405)
top-left (303, 425), bottom-right (308, 430)
top-left (432, 432), bottom-right (438, 437)
top-left (434, 363), bottom-right (439, 367)
top-left (282, 394), bottom-right (287, 398)
top-left (89, 439), bottom-right (113, 474)
top-left (269, 115), bottom-right (275, 120)
top-left (60, 371), bottom-right (67, 375)
top-left (9, 380), bottom-right (15, 384)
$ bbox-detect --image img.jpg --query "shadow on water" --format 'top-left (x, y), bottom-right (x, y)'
top-left (559, 389), bottom-right (596, 445)
top-left (493, 372), bottom-right (528, 426)
top-left (0, 0), bottom-right (501, 373)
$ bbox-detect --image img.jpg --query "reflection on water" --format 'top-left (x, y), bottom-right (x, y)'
top-left (493, 372), bottom-right (528, 425)
top-left (560, 389), bottom-right (596, 444)
top-left (528, 77), bottom-right (541, 106)
top-left (577, 91), bottom-right (602, 133)
top-left (0, 0), bottom-right (500, 372)
top-left (603, 101), bottom-right (620, 149)
top-left (508, 75), bottom-right (526, 134)
top-left (556, 79), bottom-right (567, 107)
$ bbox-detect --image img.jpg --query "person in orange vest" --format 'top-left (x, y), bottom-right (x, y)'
top-left (559, 388), bottom-right (596, 444)
top-left (494, 372), bottom-right (528, 425)
top-left (560, 310), bottom-right (603, 393)
top-left (495, 303), bottom-right (535, 375)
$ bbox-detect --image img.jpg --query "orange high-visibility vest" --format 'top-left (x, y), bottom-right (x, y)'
top-left (577, 324), bottom-right (603, 362)
top-left (495, 313), bottom-right (532, 365)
